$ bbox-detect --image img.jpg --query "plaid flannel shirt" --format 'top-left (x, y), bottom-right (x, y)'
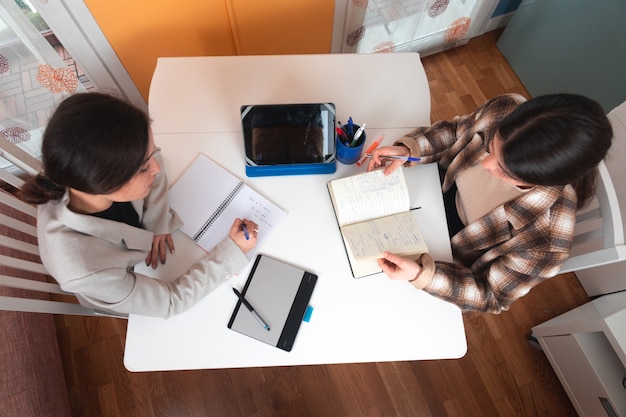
top-left (396, 94), bottom-right (577, 313)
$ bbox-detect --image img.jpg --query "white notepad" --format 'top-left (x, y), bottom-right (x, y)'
top-left (168, 154), bottom-right (287, 259)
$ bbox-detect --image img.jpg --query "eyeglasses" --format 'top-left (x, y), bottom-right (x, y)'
top-left (137, 146), bottom-right (161, 174)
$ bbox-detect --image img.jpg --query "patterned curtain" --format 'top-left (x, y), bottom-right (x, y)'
top-left (341, 0), bottom-right (478, 55)
top-left (0, 0), bottom-right (86, 163)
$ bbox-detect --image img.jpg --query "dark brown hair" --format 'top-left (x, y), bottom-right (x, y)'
top-left (497, 94), bottom-right (613, 209)
top-left (21, 93), bottom-right (150, 204)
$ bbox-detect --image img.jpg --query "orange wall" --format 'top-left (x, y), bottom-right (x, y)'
top-left (84, 0), bottom-right (334, 101)
top-left (226, 0), bottom-right (334, 55)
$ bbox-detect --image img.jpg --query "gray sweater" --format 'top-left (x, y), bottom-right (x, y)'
top-left (37, 158), bottom-right (248, 318)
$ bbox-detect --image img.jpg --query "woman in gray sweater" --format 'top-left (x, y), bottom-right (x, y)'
top-left (21, 92), bottom-right (257, 318)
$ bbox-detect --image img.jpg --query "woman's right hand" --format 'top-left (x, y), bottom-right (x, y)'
top-left (378, 252), bottom-right (435, 289)
top-left (229, 218), bottom-right (258, 253)
top-left (367, 145), bottom-right (411, 175)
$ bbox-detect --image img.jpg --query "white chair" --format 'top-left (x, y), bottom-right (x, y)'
top-left (0, 135), bottom-right (124, 318)
top-left (559, 160), bottom-right (626, 275)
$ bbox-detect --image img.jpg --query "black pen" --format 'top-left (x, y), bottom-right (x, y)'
top-left (232, 288), bottom-right (270, 331)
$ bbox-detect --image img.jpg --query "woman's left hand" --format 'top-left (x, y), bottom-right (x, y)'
top-left (146, 233), bottom-right (175, 269)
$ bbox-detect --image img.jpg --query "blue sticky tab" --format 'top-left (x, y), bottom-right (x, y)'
top-left (303, 305), bottom-right (314, 322)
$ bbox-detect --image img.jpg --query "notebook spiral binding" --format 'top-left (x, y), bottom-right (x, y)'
top-left (193, 182), bottom-right (244, 241)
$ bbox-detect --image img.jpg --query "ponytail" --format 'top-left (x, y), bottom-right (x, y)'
top-left (20, 174), bottom-right (66, 205)
top-left (571, 168), bottom-right (598, 210)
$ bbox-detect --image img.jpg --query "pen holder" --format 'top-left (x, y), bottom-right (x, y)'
top-left (336, 123), bottom-right (366, 164)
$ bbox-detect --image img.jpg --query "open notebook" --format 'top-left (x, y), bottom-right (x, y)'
top-left (168, 154), bottom-right (287, 259)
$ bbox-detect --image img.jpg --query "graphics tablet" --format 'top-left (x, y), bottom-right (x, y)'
top-left (227, 254), bottom-right (317, 352)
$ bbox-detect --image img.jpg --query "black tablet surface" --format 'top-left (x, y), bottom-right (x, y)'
top-left (241, 103), bottom-right (336, 176)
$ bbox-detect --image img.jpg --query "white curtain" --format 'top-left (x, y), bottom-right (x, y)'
top-left (0, 0), bottom-right (86, 162)
top-left (341, 0), bottom-right (482, 55)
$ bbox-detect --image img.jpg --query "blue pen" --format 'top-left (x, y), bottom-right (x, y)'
top-left (347, 117), bottom-right (354, 136)
top-left (242, 223), bottom-right (250, 240)
top-left (365, 153), bottom-right (421, 162)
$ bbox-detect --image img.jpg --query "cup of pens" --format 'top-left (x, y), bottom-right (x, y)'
top-left (336, 120), bottom-right (366, 164)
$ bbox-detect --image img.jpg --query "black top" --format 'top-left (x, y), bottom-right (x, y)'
top-left (90, 201), bottom-right (141, 229)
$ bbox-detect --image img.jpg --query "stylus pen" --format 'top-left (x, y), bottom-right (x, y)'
top-left (365, 154), bottom-right (421, 162)
top-left (232, 288), bottom-right (270, 331)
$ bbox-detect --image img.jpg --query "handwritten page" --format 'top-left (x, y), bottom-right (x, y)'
top-left (327, 167), bottom-right (428, 278)
top-left (168, 154), bottom-right (287, 259)
top-left (341, 211), bottom-right (428, 260)
top-left (328, 168), bottom-right (410, 226)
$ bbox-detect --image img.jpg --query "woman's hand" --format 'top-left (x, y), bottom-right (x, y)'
top-left (146, 233), bottom-right (175, 269)
top-left (377, 252), bottom-right (435, 289)
top-left (367, 145), bottom-right (411, 175)
top-left (229, 218), bottom-right (258, 254)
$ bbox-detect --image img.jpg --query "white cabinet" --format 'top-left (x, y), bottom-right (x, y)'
top-left (533, 291), bottom-right (626, 417)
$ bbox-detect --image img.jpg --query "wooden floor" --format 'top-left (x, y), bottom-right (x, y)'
top-left (55, 30), bottom-right (587, 417)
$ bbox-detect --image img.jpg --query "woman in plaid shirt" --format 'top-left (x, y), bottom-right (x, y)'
top-left (368, 94), bottom-right (613, 313)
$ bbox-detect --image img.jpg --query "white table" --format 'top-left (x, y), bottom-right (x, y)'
top-left (124, 54), bottom-right (467, 371)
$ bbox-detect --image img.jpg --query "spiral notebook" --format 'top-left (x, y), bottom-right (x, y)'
top-left (168, 154), bottom-right (287, 258)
